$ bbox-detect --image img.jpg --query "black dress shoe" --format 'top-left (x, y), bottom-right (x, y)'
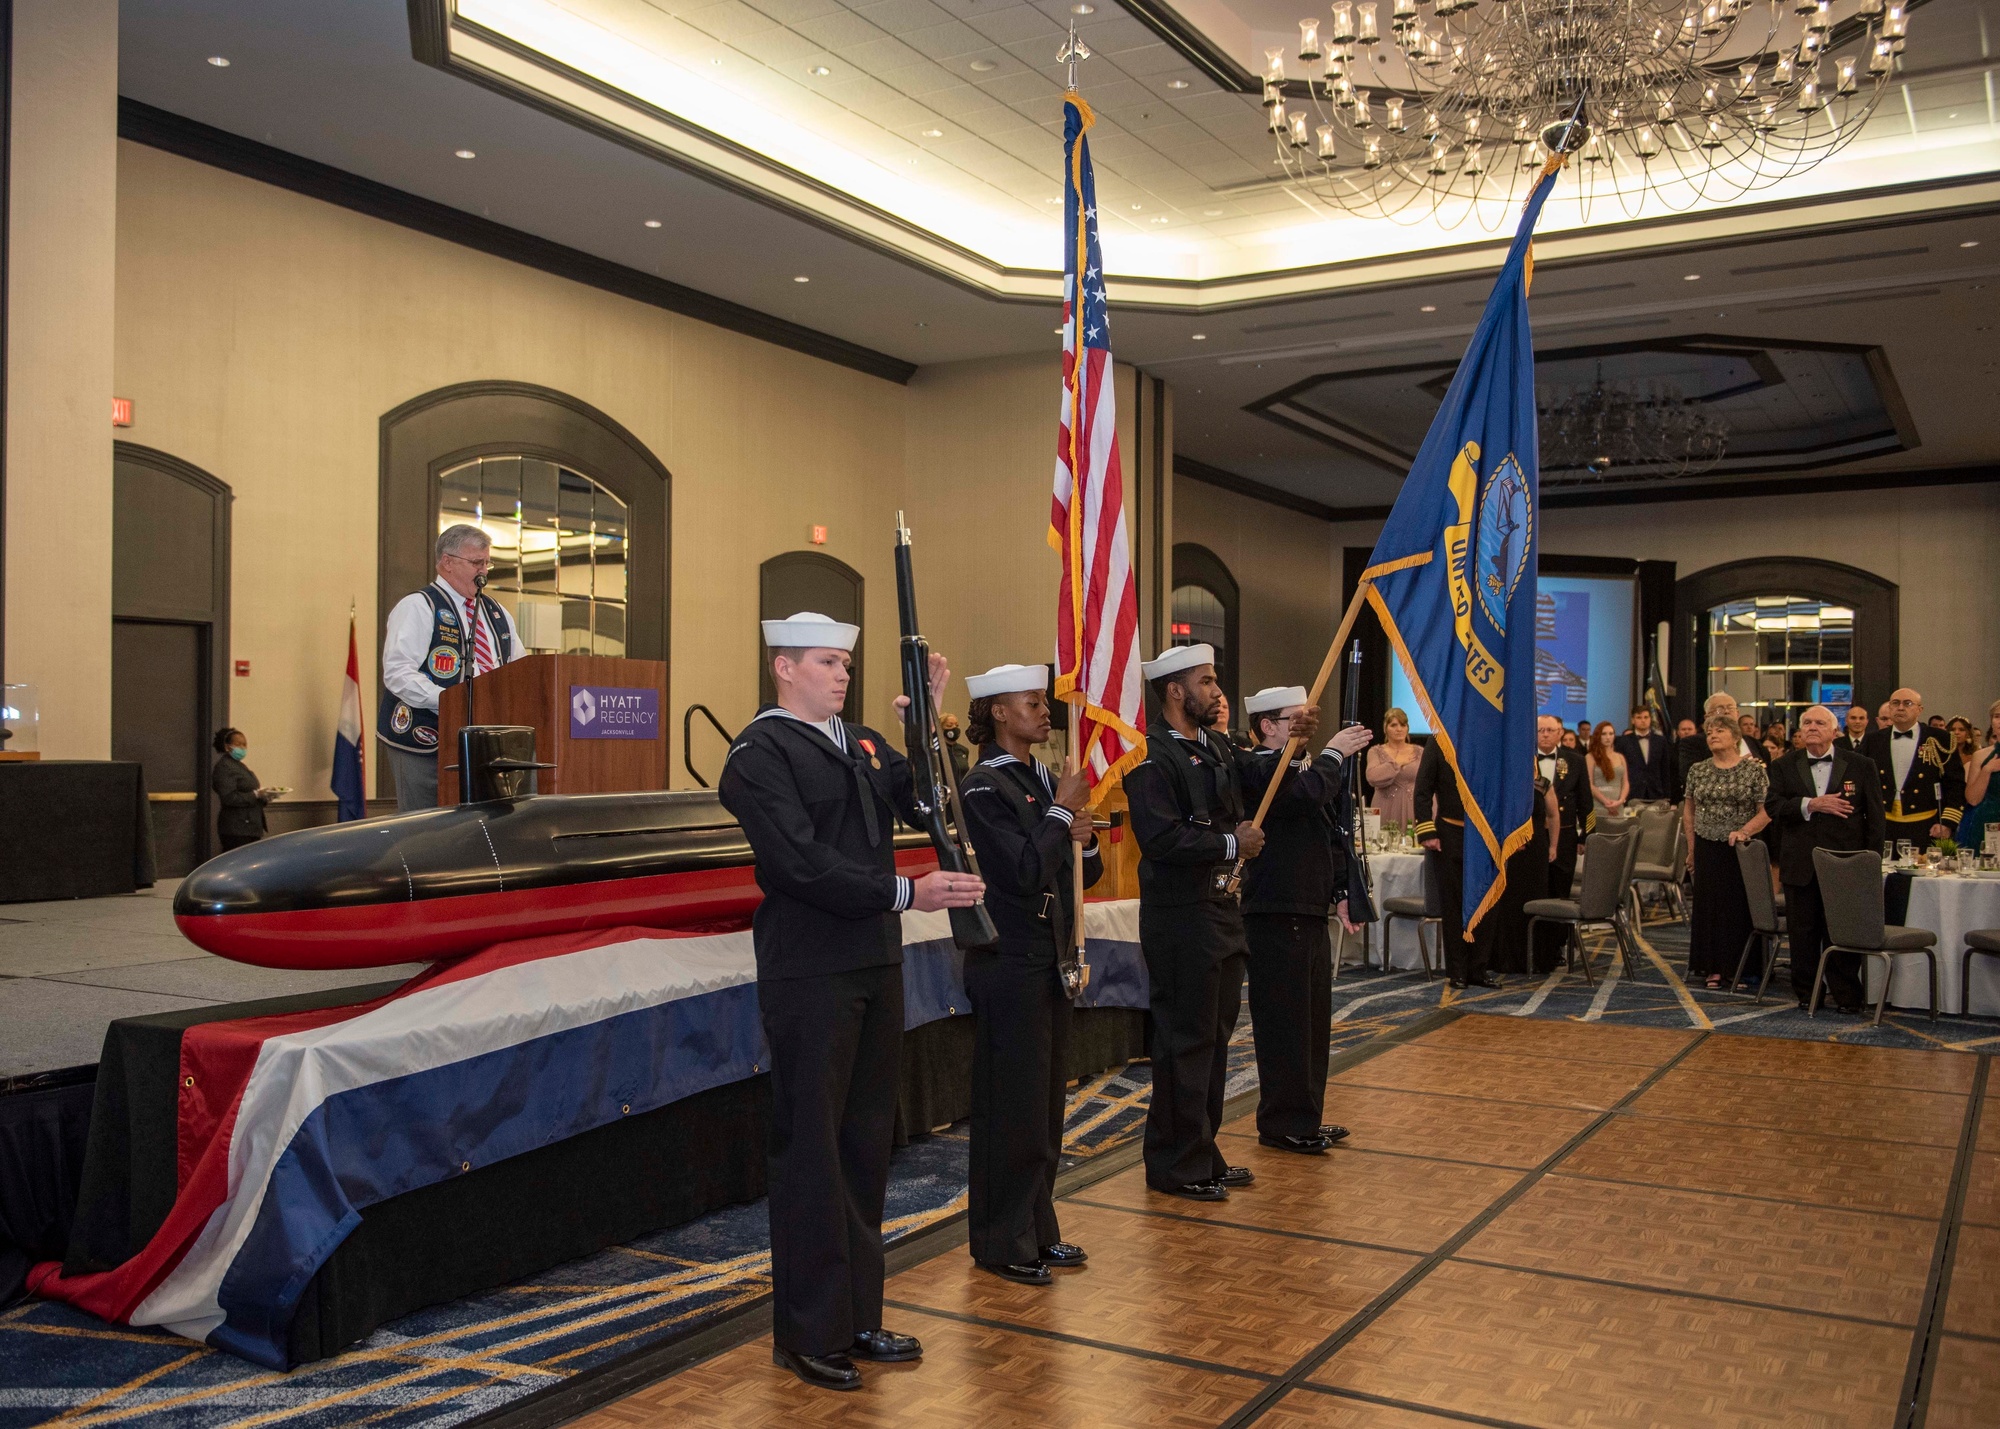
top-left (1156, 1178), bottom-right (1228, 1201)
top-left (1447, 976), bottom-right (1467, 990)
top-left (1217, 1165), bottom-right (1255, 1187)
top-left (1471, 972), bottom-right (1505, 989)
top-left (977, 1260), bottom-right (1052, 1285)
top-left (1318, 1124), bottom-right (1351, 1143)
top-left (1039, 1241), bottom-right (1088, 1266)
top-left (1258, 1133), bottom-right (1329, 1154)
top-left (773, 1348), bottom-right (861, 1390)
top-left (1833, 1000), bottom-right (1865, 1016)
top-left (849, 1328), bottom-right (923, 1362)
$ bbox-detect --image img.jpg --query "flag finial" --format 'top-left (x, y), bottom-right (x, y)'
top-left (1059, 20), bottom-right (1091, 90)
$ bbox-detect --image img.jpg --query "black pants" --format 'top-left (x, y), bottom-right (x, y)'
top-left (1244, 912), bottom-right (1332, 1140)
top-left (218, 830), bottom-right (262, 851)
top-left (757, 962), bottom-right (903, 1355)
top-left (1785, 878), bottom-right (1865, 1007)
top-left (1436, 822), bottom-right (1491, 983)
top-left (1141, 901), bottom-right (1247, 1188)
top-left (963, 950), bottom-right (1071, 1265)
top-left (1535, 824), bottom-right (1578, 965)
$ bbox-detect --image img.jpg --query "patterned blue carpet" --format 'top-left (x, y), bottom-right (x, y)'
top-left (3, 906), bottom-right (1992, 1428)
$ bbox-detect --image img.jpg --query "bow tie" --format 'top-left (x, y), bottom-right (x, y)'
top-left (1894, 730), bottom-right (1914, 739)
top-left (1810, 756), bottom-right (1832, 765)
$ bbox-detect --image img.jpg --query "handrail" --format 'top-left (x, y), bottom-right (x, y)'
top-left (681, 703), bottom-right (737, 788)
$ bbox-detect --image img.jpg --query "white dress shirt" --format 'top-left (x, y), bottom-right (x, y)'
top-left (1889, 725), bottom-right (1919, 792)
top-left (1799, 749), bottom-right (1836, 820)
top-left (382, 578), bottom-right (526, 712)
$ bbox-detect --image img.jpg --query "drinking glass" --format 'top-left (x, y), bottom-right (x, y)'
top-left (1883, 841), bottom-right (1896, 866)
top-left (1896, 840), bottom-right (1913, 865)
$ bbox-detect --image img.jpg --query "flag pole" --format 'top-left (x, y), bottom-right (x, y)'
top-left (1223, 579), bottom-right (1372, 893)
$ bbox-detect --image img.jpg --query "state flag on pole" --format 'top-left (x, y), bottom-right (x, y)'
top-left (1358, 165), bottom-right (1562, 937)
top-left (1050, 91), bottom-right (1144, 798)
top-left (332, 615), bottom-right (366, 821)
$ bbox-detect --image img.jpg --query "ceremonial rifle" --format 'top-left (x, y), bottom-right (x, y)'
top-left (1340, 638), bottom-right (1376, 920)
top-left (894, 513), bottom-right (1000, 952)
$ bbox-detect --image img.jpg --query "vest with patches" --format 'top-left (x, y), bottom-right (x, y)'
top-left (376, 586), bottom-right (512, 755)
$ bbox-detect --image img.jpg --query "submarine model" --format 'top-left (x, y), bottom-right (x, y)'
top-left (174, 725), bottom-right (938, 971)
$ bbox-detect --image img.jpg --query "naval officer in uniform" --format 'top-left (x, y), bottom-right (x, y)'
top-left (717, 612), bottom-right (984, 1392)
top-left (1861, 687), bottom-right (1965, 848)
top-left (378, 524), bottom-right (527, 811)
top-left (1123, 643), bottom-right (1261, 1202)
top-left (955, 663), bottom-right (1101, 1286)
top-left (1237, 685), bottom-right (1372, 1154)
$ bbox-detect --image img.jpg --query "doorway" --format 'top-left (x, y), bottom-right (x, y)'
top-left (111, 444), bottom-right (232, 874)
top-left (112, 621), bottom-right (209, 875)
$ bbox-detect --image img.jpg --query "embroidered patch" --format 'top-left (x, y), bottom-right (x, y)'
top-left (390, 703), bottom-right (413, 735)
top-left (413, 725), bottom-right (438, 748)
top-left (428, 646), bottom-right (460, 680)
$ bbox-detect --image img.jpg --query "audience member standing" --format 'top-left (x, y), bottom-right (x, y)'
top-left (1365, 707), bottom-right (1421, 826)
top-left (1838, 705), bottom-right (1871, 750)
top-left (1535, 715), bottom-right (1590, 968)
top-left (1956, 700), bottom-right (2000, 854)
top-left (1587, 721), bottom-right (1629, 825)
top-left (210, 727), bottom-right (273, 851)
top-left (1681, 715), bottom-right (1771, 990)
top-left (1767, 705), bottom-right (1884, 1013)
top-left (1674, 692), bottom-right (1757, 801)
top-left (1615, 707), bottom-right (1671, 802)
top-left (1416, 739), bottom-right (1499, 990)
top-left (1861, 688), bottom-right (1964, 846)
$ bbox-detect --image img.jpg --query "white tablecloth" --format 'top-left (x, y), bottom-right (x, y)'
top-left (1873, 874), bottom-right (2000, 1016)
top-left (1338, 850), bottom-right (1431, 971)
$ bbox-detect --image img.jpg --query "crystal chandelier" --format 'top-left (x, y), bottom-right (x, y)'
top-left (1265, 0), bottom-right (1914, 226)
top-left (1536, 372), bottom-right (1729, 483)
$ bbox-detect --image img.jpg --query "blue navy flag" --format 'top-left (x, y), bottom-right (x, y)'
top-left (1360, 168), bottom-right (1560, 937)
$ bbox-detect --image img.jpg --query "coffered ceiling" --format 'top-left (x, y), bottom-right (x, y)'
top-left (118, 0), bottom-right (2000, 512)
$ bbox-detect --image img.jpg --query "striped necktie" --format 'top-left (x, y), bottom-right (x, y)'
top-left (465, 594), bottom-right (492, 675)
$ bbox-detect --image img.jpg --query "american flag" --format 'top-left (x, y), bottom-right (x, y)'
top-left (1050, 92), bottom-right (1145, 796)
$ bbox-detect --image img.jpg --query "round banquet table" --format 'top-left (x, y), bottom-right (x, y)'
top-left (1337, 850), bottom-right (1431, 972)
top-left (1870, 873), bottom-right (2000, 1016)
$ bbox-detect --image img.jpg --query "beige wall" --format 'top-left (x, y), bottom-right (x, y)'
top-left (115, 141), bottom-right (906, 793)
top-left (1172, 475), bottom-right (1339, 714)
top-left (1323, 483), bottom-right (2000, 725)
top-left (5, 0), bottom-right (118, 758)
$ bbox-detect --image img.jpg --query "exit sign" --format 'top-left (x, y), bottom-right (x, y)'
top-left (111, 397), bottom-right (133, 427)
top-left (809, 525), bottom-right (828, 545)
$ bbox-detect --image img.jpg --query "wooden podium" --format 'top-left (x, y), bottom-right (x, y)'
top-left (437, 654), bottom-right (667, 805)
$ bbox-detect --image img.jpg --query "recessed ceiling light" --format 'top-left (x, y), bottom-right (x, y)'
top-left (206, 55), bottom-right (230, 67)
top-left (1962, 240), bottom-right (1981, 248)
top-left (1131, 203), bottom-right (1142, 210)
top-left (915, 321), bottom-right (929, 328)
top-left (1152, 216), bottom-right (1169, 224)
top-left (644, 219), bottom-right (662, 229)
top-left (793, 275), bottom-right (811, 283)
top-left (1053, 326), bottom-right (1065, 334)
top-left (970, 58), bottom-right (997, 72)
top-left (1203, 208), bottom-right (1223, 216)
top-left (1167, 79), bottom-right (1189, 90)
top-left (1072, 3), bottom-right (1095, 12)
top-left (710, 57), bottom-right (723, 65)
top-left (922, 128), bottom-right (943, 137)
top-left (1191, 333), bottom-right (1207, 340)
top-left (455, 149), bottom-right (477, 159)
top-left (1420, 304), bottom-right (1437, 312)
top-left (809, 64), bottom-right (830, 76)
top-left (1046, 196), bottom-right (1063, 205)
top-left (1683, 273), bottom-right (1701, 281)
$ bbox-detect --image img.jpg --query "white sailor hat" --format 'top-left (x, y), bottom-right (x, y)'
top-left (1243, 685), bottom-right (1309, 715)
top-left (1139, 643), bottom-right (1214, 681)
top-left (761, 611), bottom-right (860, 651)
top-left (965, 663), bottom-right (1048, 699)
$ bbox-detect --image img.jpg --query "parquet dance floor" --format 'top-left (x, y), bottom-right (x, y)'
top-left (572, 1013), bottom-right (1996, 1428)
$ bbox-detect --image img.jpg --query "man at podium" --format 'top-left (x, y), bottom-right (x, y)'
top-left (378, 523), bottom-right (527, 811)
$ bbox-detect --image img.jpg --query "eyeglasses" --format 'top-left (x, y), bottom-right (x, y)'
top-left (446, 553), bottom-right (493, 571)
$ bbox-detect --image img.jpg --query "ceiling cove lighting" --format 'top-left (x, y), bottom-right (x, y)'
top-left (1265, 0), bottom-right (1916, 224)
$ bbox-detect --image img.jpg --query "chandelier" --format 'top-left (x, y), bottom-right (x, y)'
top-left (1264, 0), bottom-right (1914, 226)
top-left (1536, 372), bottom-right (1729, 482)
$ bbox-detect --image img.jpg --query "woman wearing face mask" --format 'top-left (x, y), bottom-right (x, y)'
top-left (211, 727), bottom-right (274, 851)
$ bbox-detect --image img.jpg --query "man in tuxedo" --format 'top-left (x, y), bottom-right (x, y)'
top-left (1768, 706), bottom-right (1885, 1012)
top-left (1534, 715), bottom-right (1591, 967)
top-left (1862, 688), bottom-right (1964, 847)
top-left (1837, 705), bottom-right (1870, 751)
top-left (1615, 707), bottom-right (1672, 802)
